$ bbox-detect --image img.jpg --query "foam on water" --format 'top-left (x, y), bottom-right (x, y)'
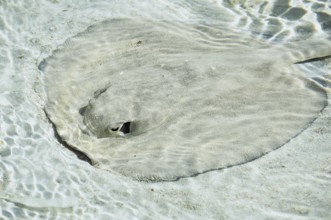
top-left (0, 0), bottom-right (331, 219)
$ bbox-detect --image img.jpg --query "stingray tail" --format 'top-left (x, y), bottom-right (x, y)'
top-left (283, 39), bottom-right (331, 64)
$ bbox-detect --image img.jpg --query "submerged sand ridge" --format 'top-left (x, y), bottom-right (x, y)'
top-left (40, 19), bottom-right (328, 182)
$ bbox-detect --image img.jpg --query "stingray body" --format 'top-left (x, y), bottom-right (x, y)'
top-left (41, 19), bottom-right (329, 181)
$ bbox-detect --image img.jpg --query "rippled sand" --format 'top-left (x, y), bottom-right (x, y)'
top-left (0, 0), bottom-right (331, 219)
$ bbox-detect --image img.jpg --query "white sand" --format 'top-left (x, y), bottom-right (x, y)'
top-left (0, 0), bottom-right (330, 219)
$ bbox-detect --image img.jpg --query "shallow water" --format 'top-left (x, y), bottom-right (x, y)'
top-left (1, 0), bottom-right (331, 219)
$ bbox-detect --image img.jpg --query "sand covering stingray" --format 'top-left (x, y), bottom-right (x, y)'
top-left (40, 19), bottom-right (328, 181)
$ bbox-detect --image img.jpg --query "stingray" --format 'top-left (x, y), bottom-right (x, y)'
top-left (40, 19), bottom-right (330, 182)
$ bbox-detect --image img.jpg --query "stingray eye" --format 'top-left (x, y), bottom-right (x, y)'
top-left (111, 127), bottom-right (119, 131)
top-left (79, 106), bottom-right (87, 116)
top-left (118, 122), bottom-right (131, 135)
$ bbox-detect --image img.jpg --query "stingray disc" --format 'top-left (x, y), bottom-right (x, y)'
top-left (41, 19), bottom-right (327, 181)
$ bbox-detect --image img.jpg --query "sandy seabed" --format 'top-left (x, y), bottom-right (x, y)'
top-left (0, 0), bottom-right (331, 219)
